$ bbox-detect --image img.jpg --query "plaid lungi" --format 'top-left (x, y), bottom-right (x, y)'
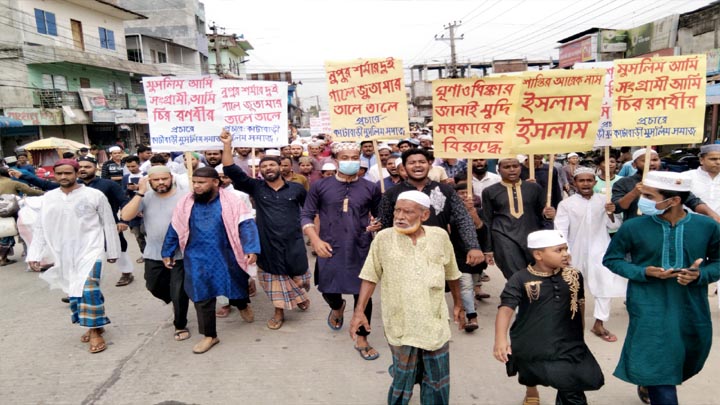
top-left (257, 269), bottom-right (311, 310)
top-left (69, 261), bottom-right (110, 328)
top-left (388, 343), bottom-right (450, 405)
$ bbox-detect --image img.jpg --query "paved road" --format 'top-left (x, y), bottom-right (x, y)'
top-left (1, 242), bottom-right (719, 404)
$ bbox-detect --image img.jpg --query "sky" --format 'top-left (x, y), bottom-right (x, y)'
top-left (203, 0), bottom-right (713, 110)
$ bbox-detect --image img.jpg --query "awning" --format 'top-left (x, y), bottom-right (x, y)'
top-left (0, 116), bottom-right (23, 128)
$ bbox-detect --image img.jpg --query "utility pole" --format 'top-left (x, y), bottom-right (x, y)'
top-left (210, 22), bottom-right (224, 77)
top-left (435, 21), bottom-right (463, 78)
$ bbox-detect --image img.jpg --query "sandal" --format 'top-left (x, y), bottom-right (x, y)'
top-left (174, 329), bottom-right (191, 341)
top-left (297, 300), bottom-right (310, 311)
top-left (89, 334), bottom-right (107, 354)
top-left (523, 396), bottom-right (540, 405)
top-left (637, 386), bottom-right (650, 404)
top-left (215, 305), bottom-right (231, 318)
top-left (81, 327), bottom-right (104, 343)
top-left (327, 299), bottom-right (346, 330)
top-left (464, 318), bottom-right (479, 332)
top-left (115, 273), bottom-right (134, 287)
top-left (136, 257), bottom-right (145, 264)
top-left (354, 345), bottom-right (380, 361)
top-left (267, 317), bottom-right (284, 330)
top-left (591, 327), bottom-right (618, 342)
top-left (192, 337), bottom-right (220, 354)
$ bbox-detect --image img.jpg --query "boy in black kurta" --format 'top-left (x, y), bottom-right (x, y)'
top-left (494, 230), bottom-right (604, 405)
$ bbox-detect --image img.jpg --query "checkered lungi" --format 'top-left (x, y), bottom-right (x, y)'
top-left (69, 260), bottom-right (110, 328)
top-left (256, 269), bottom-right (311, 310)
top-left (388, 343), bottom-right (450, 405)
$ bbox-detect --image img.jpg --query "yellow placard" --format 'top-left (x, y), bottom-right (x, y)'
top-left (510, 69), bottom-right (605, 154)
top-left (612, 55), bottom-right (706, 146)
top-left (432, 77), bottom-right (521, 158)
top-left (325, 57), bottom-right (409, 141)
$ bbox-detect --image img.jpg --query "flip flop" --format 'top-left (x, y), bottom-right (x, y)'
top-left (591, 327), bottom-right (618, 342)
top-left (174, 329), bottom-right (191, 341)
top-left (215, 305), bottom-right (231, 318)
top-left (327, 299), bottom-right (346, 330)
top-left (89, 335), bottom-right (107, 354)
top-left (267, 317), bottom-right (284, 330)
top-left (354, 345), bottom-right (379, 360)
top-left (297, 300), bottom-right (310, 311)
top-left (523, 396), bottom-right (540, 405)
top-left (81, 327), bottom-right (104, 343)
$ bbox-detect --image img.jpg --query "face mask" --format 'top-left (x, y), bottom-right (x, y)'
top-left (638, 197), bottom-right (669, 216)
top-left (338, 161), bottom-right (360, 176)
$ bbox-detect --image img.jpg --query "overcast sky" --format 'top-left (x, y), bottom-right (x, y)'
top-left (204, 0), bottom-right (712, 110)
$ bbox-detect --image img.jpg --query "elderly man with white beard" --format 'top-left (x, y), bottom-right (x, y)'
top-left (350, 190), bottom-right (463, 405)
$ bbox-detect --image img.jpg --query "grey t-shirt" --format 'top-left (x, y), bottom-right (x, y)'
top-left (138, 188), bottom-right (188, 260)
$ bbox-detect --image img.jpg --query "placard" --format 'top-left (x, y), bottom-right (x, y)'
top-left (575, 62), bottom-right (614, 147)
top-left (325, 57), bottom-right (409, 141)
top-left (432, 77), bottom-right (521, 158)
top-left (612, 55), bottom-right (706, 146)
top-left (219, 80), bottom-right (288, 148)
top-left (510, 69), bottom-right (605, 154)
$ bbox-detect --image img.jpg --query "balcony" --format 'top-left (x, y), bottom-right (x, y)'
top-left (36, 89), bottom-right (81, 109)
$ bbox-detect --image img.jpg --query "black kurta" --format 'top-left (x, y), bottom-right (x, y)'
top-left (224, 164), bottom-right (309, 276)
top-left (482, 180), bottom-right (551, 279)
top-left (500, 267), bottom-right (604, 391)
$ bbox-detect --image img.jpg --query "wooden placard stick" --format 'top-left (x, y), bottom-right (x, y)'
top-left (251, 147), bottom-right (256, 178)
top-left (184, 151), bottom-right (193, 184)
top-left (546, 154), bottom-right (555, 208)
top-left (372, 139), bottom-right (385, 194)
top-left (528, 154), bottom-right (535, 180)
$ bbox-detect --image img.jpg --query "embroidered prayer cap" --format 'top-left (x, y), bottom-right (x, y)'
top-left (192, 166), bottom-right (220, 179)
top-left (567, 152), bottom-right (579, 158)
top-left (148, 165), bottom-right (172, 176)
top-left (700, 144), bottom-right (720, 156)
top-left (418, 134), bottom-right (432, 141)
top-left (497, 156), bottom-right (519, 164)
top-left (643, 171), bottom-right (692, 192)
top-left (265, 149), bottom-right (281, 157)
top-left (632, 148), bottom-right (658, 162)
top-left (290, 140), bottom-right (304, 146)
top-left (516, 154), bottom-right (527, 164)
top-left (395, 157), bottom-right (403, 167)
top-left (332, 142), bottom-right (360, 154)
top-left (321, 162), bottom-right (337, 171)
top-left (360, 161), bottom-right (369, 169)
top-left (53, 158), bottom-right (79, 170)
top-left (573, 166), bottom-right (595, 178)
top-left (386, 139), bottom-right (400, 145)
top-left (108, 146), bottom-right (122, 153)
top-left (397, 190), bottom-right (431, 209)
top-left (377, 143), bottom-right (391, 151)
top-left (527, 230), bottom-right (567, 249)
top-left (408, 138), bottom-right (420, 146)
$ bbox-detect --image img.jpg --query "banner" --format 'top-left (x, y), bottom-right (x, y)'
top-left (310, 111), bottom-right (332, 136)
top-left (220, 80), bottom-right (288, 148)
top-left (575, 62), bottom-right (614, 147)
top-left (325, 57), bottom-right (409, 141)
top-left (612, 55), bottom-right (706, 146)
top-left (510, 69), bottom-right (606, 154)
top-left (144, 77), bottom-right (288, 151)
top-left (432, 77), bottom-right (521, 158)
top-left (144, 76), bottom-right (224, 152)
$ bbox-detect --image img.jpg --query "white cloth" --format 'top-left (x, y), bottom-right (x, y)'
top-left (594, 296), bottom-right (612, 322)
top-left (555, 193), bottom-right (626, 298)
top-left (688, 168), bottom-right (720, 213)
top-left (471, 171), bottom-right (501, 198)
top-left (28, 185), bottom-right (121, 297)
top-left (223, 184), bottom-right (256, 220)
top-left (366, 164), bottom-right (389, 182)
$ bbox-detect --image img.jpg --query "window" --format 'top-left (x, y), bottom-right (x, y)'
top-left (127, 49), bottom-right (142, 63)
top-left (98, 27), bottom-right (115, 50)
top-left (41, 74), bottom-right (68, 91)
top-left (157, 51), bottom-right (167, 64)
top-left (34, 9), bottom-right (57, 36)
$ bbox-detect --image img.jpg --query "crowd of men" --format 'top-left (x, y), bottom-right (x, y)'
top-left (6, 130), bottom-right (720, 405)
